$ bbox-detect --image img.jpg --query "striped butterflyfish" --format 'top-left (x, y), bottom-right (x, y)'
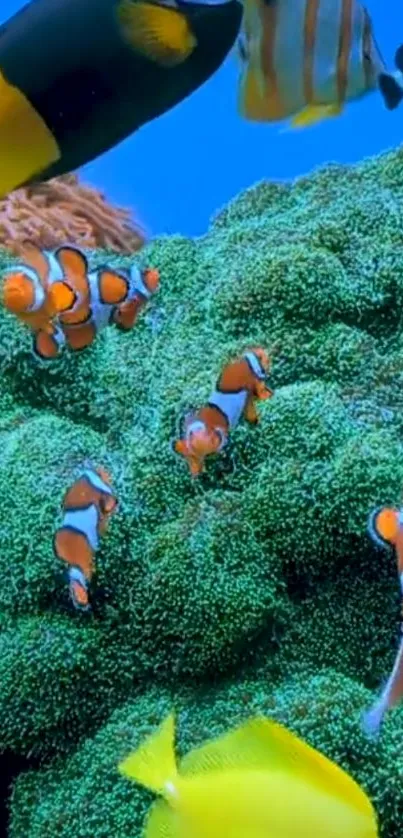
top-left (237, 0), bottom-right (403, 128)
top-left (0, 0), bottom-right (242, 197)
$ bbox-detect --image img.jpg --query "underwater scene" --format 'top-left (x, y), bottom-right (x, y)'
top-left (1, 0), bottom-right (403, 836)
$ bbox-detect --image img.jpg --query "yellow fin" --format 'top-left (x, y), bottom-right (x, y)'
top-left (118, 713), bottom-right (178, 794)
top-left (179, 717), bottom-right (375, 819)
top-left (291, 104), bottom-right (342, 128)
top-left (117, 0), bottom-right (197, 67)
top-left (0, 71), bottom-right (60, 198)
top-left (238, 66), bottom-right (272, 121)
top-left (144, 799), bottom-right (178, 838)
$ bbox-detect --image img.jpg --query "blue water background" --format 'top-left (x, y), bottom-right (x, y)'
top-left (2, 0), bottom-right (403, 236)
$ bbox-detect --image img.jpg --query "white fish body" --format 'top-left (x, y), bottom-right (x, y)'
top-left (238, 0), bottom-right (386, 126)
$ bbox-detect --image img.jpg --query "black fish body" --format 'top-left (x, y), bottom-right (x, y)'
top-left (0, 0), bottom-right (242, 190)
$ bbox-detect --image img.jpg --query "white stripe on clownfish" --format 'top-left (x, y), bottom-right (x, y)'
top-left (129, 265), bottom-right (153, 299)
top-left (82, 468), bottom-right (114, 496)
top-left (207, 351), bottom-right (266, 430)
top-left (244, 350), bottom-right (266, 379)
top-left (62, 504), bottom-right (100, 552)
top-left (76, 265), bottom-right (151, 334)
top-left (208, 388), bottom-right (248, 431)
top-left (9, 264), bottom-right (46, 311)
top-left (58, 470), bottom-right (115, 552)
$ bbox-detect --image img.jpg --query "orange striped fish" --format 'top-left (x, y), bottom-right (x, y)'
top-left (237, 0), bottom-right (403, 128)
top-left (362, 506), bottom-right (403, 738)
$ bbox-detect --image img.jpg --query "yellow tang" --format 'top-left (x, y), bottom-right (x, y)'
top-left (119, 712), bottom-right (379, 837)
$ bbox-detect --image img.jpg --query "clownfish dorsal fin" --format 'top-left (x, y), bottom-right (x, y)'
top-left (378, 71), bottom-right (403, 110)
top-left (178, 717), bottom-right (375, 819)
top-left (116, 0), bottom-right (197, 67)
top-left (17, 240), bottom-right (49, 285)
top-left (48, 281), bottom-right (77, 314)
top-left (55, 245), bottom-right (89, 286)
top-left (68, 566), bottom-right (91, 611)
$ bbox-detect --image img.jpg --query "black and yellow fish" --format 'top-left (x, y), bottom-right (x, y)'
top-left (0, 0), bottom-right (242, 196)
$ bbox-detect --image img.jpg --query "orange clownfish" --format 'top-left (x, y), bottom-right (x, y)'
top-left (0, 240), bottom-right (78, 334)
top-left (1, 241), bottom-right (160, 359)
top-left (40, 246), bottom-right (160, 358)
top-left (54, 467), bottom-right (118, 612)
top-left (173, 346), bottom-right (273, 477)
top-left (363, 506), bottom-right (403, 737)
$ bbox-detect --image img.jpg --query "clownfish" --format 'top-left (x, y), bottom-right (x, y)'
top-left (54, 467), bottom-right (118, 611)
top-left (0, 0), bottom-right (242, 196)
top-left (1, 241), bottom-right (160, 358)
top-left (362, 505), bottom-right (403, 737)
top-left (173, 346), bottom-right (273, 477)
top-left (237, 0), bottom-right (403, 130)
top-left (118, 713), bottom-right (379, 838)
top-left (0, 240), bottom-right (78, 334)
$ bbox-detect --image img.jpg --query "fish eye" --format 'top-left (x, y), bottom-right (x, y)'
top-left (363, 50), bottom-right (371, 63)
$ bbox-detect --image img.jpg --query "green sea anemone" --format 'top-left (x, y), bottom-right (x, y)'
top-left (4, 146), bottom-right (403, 836)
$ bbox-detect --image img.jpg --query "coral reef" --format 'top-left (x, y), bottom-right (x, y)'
top-left (0, 174), bottom-right (145, 255)
top-left (2, 146), bottom-right (403, 836)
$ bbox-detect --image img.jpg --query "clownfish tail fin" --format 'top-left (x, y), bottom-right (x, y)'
top-left (68, 566), bottom-right (91, 612)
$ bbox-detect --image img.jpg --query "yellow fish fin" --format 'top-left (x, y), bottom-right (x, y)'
top-left (144, 799), bottom-right (178, 838)
top-left (117, 0), bottom-right (197, 67)
top-left (179, 717), bottom-right (374, 818)
top-left (238, 66), bottom-right (271, 121)
top-left (0, 71), bottom-right (60, 199)
top-left (118, 713), bottom-right (178, 795)
top-left (291, 104), bottom-right (342, 128)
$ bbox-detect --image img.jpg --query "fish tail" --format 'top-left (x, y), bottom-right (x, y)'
top-left (118, 713), bottom-right (178, 795)
top-left (68, 567), bottom-right (91, 612)
top-left (378, 45), bottom-right (403, 110)
top-left (395, 44), bottom-right (403, 74)
top-left (378, 70), bottom-right (403, 110)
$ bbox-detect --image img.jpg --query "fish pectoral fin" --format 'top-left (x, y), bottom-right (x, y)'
top-left (172, 439), bottom-right (188, 457)
top-left (291, 103), bottom-right (342, 128)
top-left (117, 0), bottom-right (197, 67)
top-left (48, 281), bottom-right (76, 314)
top-left (118, 713), bottom-right (177, 794)
top-left (55, 246), bottom-right (89, 284)
top-left (33, 329), bottom-right (60, 360)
